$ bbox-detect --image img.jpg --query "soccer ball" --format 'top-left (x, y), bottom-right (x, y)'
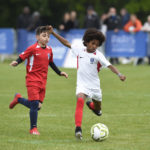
top-left (91, 123), bottom-right (109, 141)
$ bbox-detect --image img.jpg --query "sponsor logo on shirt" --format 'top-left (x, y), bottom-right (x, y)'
top-left (90, 58), bottom-right (95, 64)
top-left (36, 45), bottom-right (40, 48)
top-left (35, 53), bottom-right (40, 56)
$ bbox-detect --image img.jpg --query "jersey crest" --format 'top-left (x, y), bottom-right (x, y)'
top-left (90, 58), bottom-right (95, 64)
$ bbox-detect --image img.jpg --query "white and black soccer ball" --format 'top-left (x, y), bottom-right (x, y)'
top-left (91, 123), bottom-right (109, 141)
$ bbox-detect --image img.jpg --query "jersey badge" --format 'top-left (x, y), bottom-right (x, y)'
top-left (90, 58), bottom-right (95, 64)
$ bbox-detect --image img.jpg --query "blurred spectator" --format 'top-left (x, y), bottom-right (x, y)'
top-left (84, 6), bottom-right (99, 29)
top-left (100, 13), bottom-right (108, 34)
top-left (16, 6), bottom-right (32, 29)
top-left (142, 15), bottom-right (150, 32)
top-left (120, 8), bottom-right (131, 64)
top-left (124, 14), bottom-right (142, 65)
top-left (120, 8), bottom-right (130, 28)
top-left (104, 7), bottom-right (122, 32)
top-left (104, 7), bottom-right (121, 64)
top-left (70, 11), bottom-right (79, 28)
top-left (98, 14), bottom-right (108, 54)
top-left (27, 11), bottom-right (42, 31)
top-left (142, 15), bottom-right (150, 64)
top-left (59, 12), bottom-right (74, 31)
top-left (124, 14), bottom-right (142, 33)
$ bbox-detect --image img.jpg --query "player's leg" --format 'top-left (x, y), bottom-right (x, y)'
top-left (75, 93), bottom-right (86, 140)
top-left (29, 100), bottom-right (40, 135)
top-left (86, 99), bottom-right (102, 116)
top-left (28, 86), bottom-right (41, 135)
top-left (86, 89), bottom-right (102, 116)
top-left (29, 86), bottom-right (44, 135)
top-left (38, 86), bottom-right (46, 110)
top-left (93, 99), bottom-right (102, 115)
top-left (89, 99), bottom-right (101, 111)
top-left (9, 93), bottom-right (31, 109)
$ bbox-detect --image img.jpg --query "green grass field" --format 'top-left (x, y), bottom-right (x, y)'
top-left (0, 63), bottom-right (150, 150)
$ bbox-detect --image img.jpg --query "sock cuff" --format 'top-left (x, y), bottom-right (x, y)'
top-left (77, 97), bottom-right (84, 106)
top-left (77, 97), bottom-right (84, 102)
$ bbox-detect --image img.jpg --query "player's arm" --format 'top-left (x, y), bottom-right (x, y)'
top-left (10, 57), bottom-right (23, 67)
top-left (49, 62), bottom-right (68, 78)
top-left (108, 65), bottom-right (126, 81)
top-left (10, 46), bottom-right (33, 67)
top-left (49, 26), bottom-right (71, 48)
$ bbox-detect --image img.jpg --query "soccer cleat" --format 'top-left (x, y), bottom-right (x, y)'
top-left (9, 93), bottom-right (22, 109)
top-left (30, 127), bottom-right (40, 135)
top-left (75, 126), bottom-right (82, 140)
top-left (86, 101), bottom-right (102, 116)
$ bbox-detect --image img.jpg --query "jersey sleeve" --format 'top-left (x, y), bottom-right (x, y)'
top-left (49, 51), bottom-right (53, 63)
top-left (98, 52), bottom-right (111, 67)
top-left (19, 46), bottom-right (33, 61)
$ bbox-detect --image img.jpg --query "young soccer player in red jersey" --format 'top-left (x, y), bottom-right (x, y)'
top-left (9, 26), bottom-right (68, 135)
top-left (49, 26), bottom-right (126, 139)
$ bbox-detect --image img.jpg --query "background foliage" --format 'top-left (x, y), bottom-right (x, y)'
top-left (0, 0), bottom-right (150, 28)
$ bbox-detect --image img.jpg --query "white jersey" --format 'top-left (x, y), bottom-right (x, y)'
top-left (71, 44), bottom-right (111, 90)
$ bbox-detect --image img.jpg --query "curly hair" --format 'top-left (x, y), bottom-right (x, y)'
top-left (82, 28), bottom-right (105, 46)
top-left (35, 25), bottom-right (50, 35)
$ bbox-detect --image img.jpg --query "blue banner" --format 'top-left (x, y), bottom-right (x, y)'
top-left (105, 31), bottom-right (147, 57)
top-left (16, 29), bottom-right (149, 67)
top-left (0, 29), bottom-right (15, 54)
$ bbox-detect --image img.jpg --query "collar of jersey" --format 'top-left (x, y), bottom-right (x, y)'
top-left (36, 42), bottom-right (47, 49)
top-left (85, 49), bottom-right (96, 54)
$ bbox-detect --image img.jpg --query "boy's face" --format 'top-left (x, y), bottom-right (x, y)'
top-left (86, 39), bottom-right (100, 53)
top-left (36, 31), bottom-right (50, 46)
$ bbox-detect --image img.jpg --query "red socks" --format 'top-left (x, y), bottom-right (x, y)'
top-left (89, 102), bottom-right (95, 110)
top-left (75, 97), bottom-right (84, 127)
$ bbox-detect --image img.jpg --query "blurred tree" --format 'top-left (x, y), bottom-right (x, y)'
top-left (0, 0), bottom-right (150, 28)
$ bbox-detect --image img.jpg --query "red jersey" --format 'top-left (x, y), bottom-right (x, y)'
top-left (19, 42), bottom-right (53, 87)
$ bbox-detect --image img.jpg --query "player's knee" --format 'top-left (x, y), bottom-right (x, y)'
top-left (77, 93), bottom-right (86, 100)
top-left (30, 100), bottom-right (39, 110)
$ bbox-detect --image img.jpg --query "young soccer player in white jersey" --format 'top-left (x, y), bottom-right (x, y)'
top-left (49, 26), bottom-right (126, 139)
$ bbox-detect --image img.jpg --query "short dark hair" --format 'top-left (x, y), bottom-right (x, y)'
top-left (35, 25), bottom-right (49, 35)
top-left (83, 28), bottom-right (105, 46)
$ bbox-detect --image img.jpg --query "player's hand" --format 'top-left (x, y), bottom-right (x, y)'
top-left (10, 61), bottom-right (18, 67)
top-left (48, 25), bottom-right (53, 34)
top-left (119, 75), bottom-right (126, 81)
top-left (60, 72), bottom-right (68, 78)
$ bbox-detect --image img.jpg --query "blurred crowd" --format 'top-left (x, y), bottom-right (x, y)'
top-left (17, 6), bottom-right (150, 65)
top-left (17, 6), bottom-right (42, 31)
